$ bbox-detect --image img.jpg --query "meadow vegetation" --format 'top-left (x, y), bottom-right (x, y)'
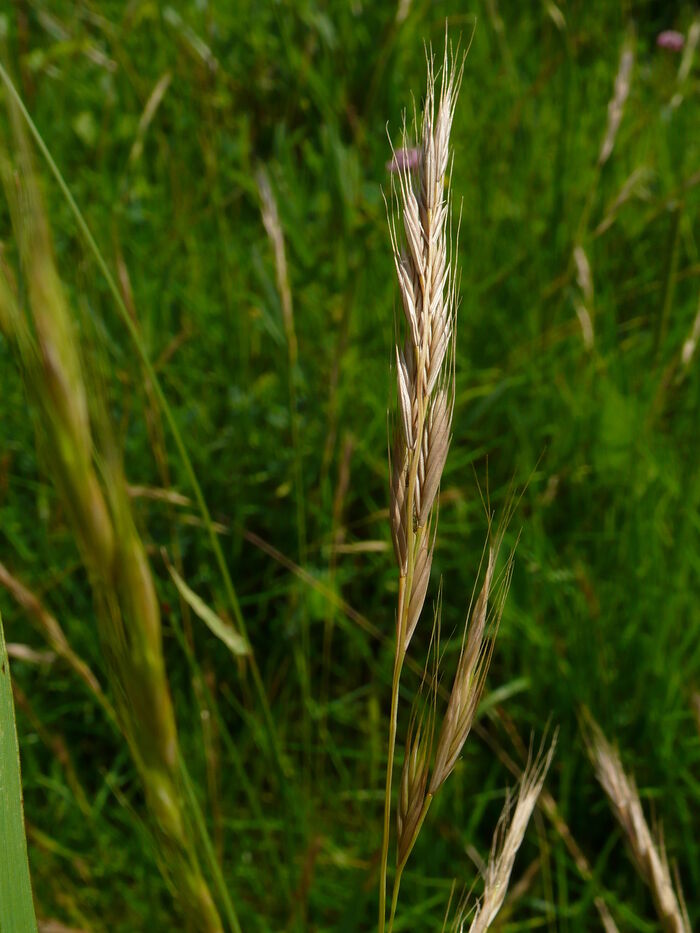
top-left (0, 2), bottom-right (698, 930)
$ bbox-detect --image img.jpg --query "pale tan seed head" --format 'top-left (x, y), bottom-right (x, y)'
top-left (599, 37), bottom-right (634, 166)
top-left (387, 41), bottom-right (465, 653)
top-left (429, 544), bottom-right (513, 794)
top-left (584, 716), bottom-right (690, 933)
top-left (466, 736), bottom-right (557, 933)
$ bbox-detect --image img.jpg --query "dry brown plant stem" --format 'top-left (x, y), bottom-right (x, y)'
top-left (0, 562), bottom-right (116, 726)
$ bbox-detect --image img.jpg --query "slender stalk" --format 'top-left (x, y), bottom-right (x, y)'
top-left (180, 756), bottom-right (242, 933)
top-left (378, 606), bottom-right (404, 933)
top-left (284, 311), bottom-right (313, 791)
top-left (379, 505), bottom-right (425, 930)
top-left (387, 864), bottom-right (404, 933)
top-left (387, 795), bottom-right (433, 933)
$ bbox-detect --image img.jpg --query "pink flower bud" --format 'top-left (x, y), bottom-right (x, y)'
top-left (657, 30), bottom-right (685, 52)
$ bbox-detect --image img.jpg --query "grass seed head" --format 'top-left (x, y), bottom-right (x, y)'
top-left (466, 735), bottom-right (557, 933)
top-left (429, 546), bottom-right (509, 794)
top-left (584, 715), bottom-right (690, 933)
top-left (387, 39), bottom-right (465, 650)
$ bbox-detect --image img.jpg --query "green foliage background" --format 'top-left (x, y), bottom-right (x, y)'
top-left (0, 1), bottom-right (698, 930)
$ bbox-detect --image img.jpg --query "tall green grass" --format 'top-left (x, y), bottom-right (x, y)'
top-left (0, 3), bottom-right (698, 930)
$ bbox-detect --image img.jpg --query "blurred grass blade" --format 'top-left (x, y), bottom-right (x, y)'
top-left (0, 610), bottom-right (39, 933)
top-left (179, 755), bottom-right (242, 933)
top-left (166, 559), bottom-right (250, 657)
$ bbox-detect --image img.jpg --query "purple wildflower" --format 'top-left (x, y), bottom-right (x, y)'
top-left (657, 30), bottom-right (685, 52)
top-left (386, 147), bottom-right (421, 174)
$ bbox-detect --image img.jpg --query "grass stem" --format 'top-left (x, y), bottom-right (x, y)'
top-left (378, 653), bottom-right (401, 933)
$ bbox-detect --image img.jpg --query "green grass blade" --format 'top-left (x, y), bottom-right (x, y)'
top-left (179, 755), bottom-right (242, 933)
top-left (0, 610), bottom-right (39, 933)
top-left (166, 560), bottom-right (250, 658)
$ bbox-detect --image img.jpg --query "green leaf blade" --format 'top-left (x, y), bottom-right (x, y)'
top-left (167, 563), bottom-right (250, 658)
top-left (0, 610), bottom-right (39, 933)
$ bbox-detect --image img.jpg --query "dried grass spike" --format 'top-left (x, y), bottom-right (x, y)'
top-left (430, 548), bottom-right (501, 793)
top-left (599, 35), bottom-right (634, 166)
top-left (380, 37), bottom-right (468, 932)
top-left (468, 735), bottom-right (557, 933)
top-left (584, 716), bottom-right (689, 933)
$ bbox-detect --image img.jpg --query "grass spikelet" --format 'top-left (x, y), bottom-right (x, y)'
top-left (429, 547), bottom-right (507, 794)
top-left (598, 35), bottom-right (634, 166)
top-left (396, 707), bottom-right (432, 868)
top-left (584, 715), bottom-right (690, 933)
top-left (465, 735), bottom-right (557, 933)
